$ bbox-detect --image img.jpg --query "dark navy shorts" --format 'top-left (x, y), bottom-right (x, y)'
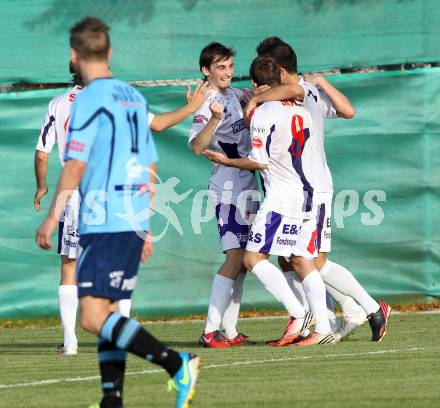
top-left (76, 231), bottom-right (145, 301)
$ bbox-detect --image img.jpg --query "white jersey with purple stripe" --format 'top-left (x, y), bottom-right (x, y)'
top-left (188, 87), bottom-right (258, 202)
top-left (298, 77), bottom-right (338, 193)
top-left (248, 99), bottom-right (316, 218)
top-left (35, 86), bottom-right (83, 166)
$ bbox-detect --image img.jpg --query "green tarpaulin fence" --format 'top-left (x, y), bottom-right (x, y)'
top-left (0, 68), bottom-right (439, 317)
top-left (0, 0), bottom-right (439, 84)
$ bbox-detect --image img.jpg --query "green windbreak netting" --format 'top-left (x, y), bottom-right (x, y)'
top-left (0, 68), bottom-right (439, 318)
top-left (0, 0), bottom-right (439, 84)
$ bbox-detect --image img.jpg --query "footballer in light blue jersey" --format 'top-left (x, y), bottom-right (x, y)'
top-left (65, 77), bottom-right (158, 234)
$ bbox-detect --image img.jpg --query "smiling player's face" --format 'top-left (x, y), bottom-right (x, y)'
top-left (203, 57), bottom-right (234, 92)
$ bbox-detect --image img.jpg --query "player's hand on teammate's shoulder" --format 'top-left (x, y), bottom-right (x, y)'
top-left (34, 186), bottom-right (48, 211)
top-left (209, 101), bottom-right (224, 121)
top-left (202, 149), bottom-right (228, 166)
top-left (186, 80), bottom-right (210, 113)
top-left (36, 215), bottom-right (57, 249)
top-left (140, 232), bottom-right (154, 262)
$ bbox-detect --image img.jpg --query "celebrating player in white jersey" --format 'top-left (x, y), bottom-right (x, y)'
top-left (247, 37), bottom-right (391, 342)
top-left (34, 62), bottom-right (84, 355)
top-left (34, 66), bottom-right (208, 355)
top-left (205, 55), bottom-right (335, 346)
top-left (189, 43), bottom-right (259, 348)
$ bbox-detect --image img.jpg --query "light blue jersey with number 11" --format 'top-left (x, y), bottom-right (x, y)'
top-left (65, 77), bottom-right (158, 234)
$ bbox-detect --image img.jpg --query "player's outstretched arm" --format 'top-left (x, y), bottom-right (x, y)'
top-left (305, 75), bottom-right (355, 119)
top-left (34, 151), bottom-right (49, 211)
top-left (36, 159), bottom-right (86, 249)
top-left (203, 150), bottom-right (267, 171)
top-left (244, 84), bottom-right (305, 120)
top-left (150, 81), bottom-right (209, 132)
top-left (191, 101), bottom-right (224, 156)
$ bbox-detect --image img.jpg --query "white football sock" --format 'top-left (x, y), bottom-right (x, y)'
top-left (283, 271), bottom-right (309, 308)
top-left (320, 260), bottom-right (379, 315)
top-left (324, 283), bottom-right (357, 315)
top-left (222, 272), bottom-right (245, 339)
top-left (324, 284), bottom-right (365, 327)
top-left (204, 274), bottom-right (234, 334)
top-left (251, 260), bottom-right (305, 319)
top-left (340, 297), bottom-right (367, 321)
top-left (119, 299), bottom-right (132, 318)
top-left (326, 291), bottom-right (339, 332)
top-left (302, 270), bottom-right (331, 335)
top-left (58, 285), bottom-right (78, 349)
top-left (324, 282), bottom-right (349, 305)
top-left (326, 291), bottom-right (335, 312)
top-left (284, 271), bottom-right (310, 336)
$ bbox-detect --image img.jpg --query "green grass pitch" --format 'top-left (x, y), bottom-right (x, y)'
top-left (1, 313), bottom-right (440, 407)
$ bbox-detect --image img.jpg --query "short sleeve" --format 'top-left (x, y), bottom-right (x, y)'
top-left (248, 107), bottom-right (272, 165)
top-left (317, 86), bottom-right (338, 119)
top-left (35, 100), bottom-right (57, 153)
top-left (64, 93), bottom-right (99, 163)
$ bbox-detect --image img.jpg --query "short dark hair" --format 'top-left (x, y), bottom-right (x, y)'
top-left (199, 42), bottom-right (235, 71)
top-left (69, 61), bottom-right (84, 87)
top-left (256, 37), bottom-right (297, 73)
top-left (70, 17), bottom-right (110, 61)
top-left (256, 36), bottom-right (287, 55)
top-left (249, 55), bottom-right (281, 87)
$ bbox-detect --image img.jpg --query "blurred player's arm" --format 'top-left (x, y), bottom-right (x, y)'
top-left (148, 162), bottom-right (158, 204)
top-left (34, 151), bottom-right (49, 211)
top-left (244, 84), bottom-right (305, 119)
top-left (150, 81), bottom-right (209, 132)
top-left (203, 150), bottom-right (267, 170)
top-left (190, 101), bottom-right (224, 156)
top-left (140, 162), bottom-right (157, 262)
top-left (36, 159), bottom-right (86, 249)
top-left (141, 231), bottom-right (154, 262)
top-left (140, 124), bottom-right (159, 262)
top-left (305, 75), bottom-right (355, 119)
top-left (34, 103), bottom-right (57, 211)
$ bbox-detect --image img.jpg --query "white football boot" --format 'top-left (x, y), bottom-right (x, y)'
top-left (334, 297), bottom-right (367, 341)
